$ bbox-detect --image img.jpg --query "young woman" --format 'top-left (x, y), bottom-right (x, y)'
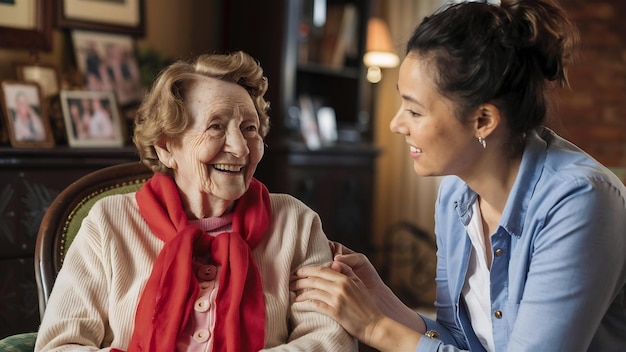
top-left (292, 1), bottom-right (626, 351)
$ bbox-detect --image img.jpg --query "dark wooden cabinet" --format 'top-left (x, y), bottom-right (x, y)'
top-left (0, 147), bottom-right (138, 338)
top-left (222, 0), bottom-right (377, 254)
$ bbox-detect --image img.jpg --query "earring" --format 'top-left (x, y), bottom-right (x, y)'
top-left (477, 136), bottom-right (487, 149)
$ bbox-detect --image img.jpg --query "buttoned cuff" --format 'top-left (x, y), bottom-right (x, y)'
top-left (416, 333), bottom-right (443, 352)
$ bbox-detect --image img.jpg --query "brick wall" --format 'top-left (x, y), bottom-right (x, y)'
top-left (550, 0), bottom-right (626, 167)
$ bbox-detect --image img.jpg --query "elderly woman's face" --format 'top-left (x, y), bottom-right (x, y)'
top-left (162, 76), bottom-right (264, 212)
top-left (16, 95), bottom-right (30, 118)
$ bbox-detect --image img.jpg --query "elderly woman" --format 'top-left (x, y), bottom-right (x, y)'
top-left (35, 51), bottom-right (356, 351)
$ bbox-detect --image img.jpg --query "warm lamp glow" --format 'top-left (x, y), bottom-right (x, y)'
top-left (364, 51), bottom-right (400, 69)
top-left (364, 17), bottom-right (399, 83)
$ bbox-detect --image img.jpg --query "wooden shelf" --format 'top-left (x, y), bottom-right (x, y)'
top-left (0, 146), bottom-right (139, 168)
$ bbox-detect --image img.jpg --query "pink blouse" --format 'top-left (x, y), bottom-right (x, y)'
top-left (176, 214), bottom-right (233, 352)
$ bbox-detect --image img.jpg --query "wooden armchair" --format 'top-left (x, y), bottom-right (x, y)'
top-left (0, 161), bottom-right (153, 351)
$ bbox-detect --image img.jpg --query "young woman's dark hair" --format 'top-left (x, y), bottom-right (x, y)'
top-left (407, 0), bottom-right (579, 155)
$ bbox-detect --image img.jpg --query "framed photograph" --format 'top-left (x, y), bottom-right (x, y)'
top-left (57, 0), bottom-right (144, 36)
top-left (14, 62), bottom-right (60, 98)
top-left (60, 90), bottom-right (125, 148)
top-left (0, 80), bottom-right (54, 148)
top-left (71, 30), bottom-right (143, 106)
top-left (0, 0), bottom-right (53, 51)
top-left (298, 95), bottom-right (322, 150)
top-left (316, 106), bottom-right (338, 146)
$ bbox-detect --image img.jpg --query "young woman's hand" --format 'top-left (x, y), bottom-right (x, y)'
top-left (291, 263), bottom-right (424, 352)
top-left (291, 263), bottom-right (385, 345)
top-left (329, 242), bottom-right (387, 291)
top-left (326, 242), bottom-right (427, 333)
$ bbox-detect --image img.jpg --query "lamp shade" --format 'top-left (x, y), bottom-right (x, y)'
top-left (363, 17), bottom-right (399, 68)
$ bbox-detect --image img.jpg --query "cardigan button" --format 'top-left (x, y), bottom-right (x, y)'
top-left (197, 264), bottom-right (217, 281)
top-left (494, 310), bottom-right (503, 319)
top-left (194, 298), bottom-right (211, 312)
top-left (193, 328), bottom-right (211, 343)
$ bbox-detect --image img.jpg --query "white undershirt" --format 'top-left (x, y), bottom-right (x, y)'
top-left (461, 200), bottom-right (496, 352)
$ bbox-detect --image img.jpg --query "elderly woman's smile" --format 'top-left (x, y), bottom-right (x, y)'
top-left (212, 164), bottom-right (245, 172)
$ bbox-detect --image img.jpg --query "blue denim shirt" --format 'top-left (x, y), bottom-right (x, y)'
top-left (416, 127), bottom-right (626, 352)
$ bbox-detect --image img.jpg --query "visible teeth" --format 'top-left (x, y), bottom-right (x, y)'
top-left (213, 164), bottom-right (243, 172)
top-left (410, 146), bottom-right (423, 153)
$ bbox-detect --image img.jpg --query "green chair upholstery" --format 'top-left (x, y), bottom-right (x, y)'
top-left (0, 162), bottom-right (153, 351)
top-left (0, 332), bottom-right (38, 352)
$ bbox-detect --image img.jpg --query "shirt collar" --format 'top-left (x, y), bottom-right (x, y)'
top-left (501, 127), bottom-right (548, 237)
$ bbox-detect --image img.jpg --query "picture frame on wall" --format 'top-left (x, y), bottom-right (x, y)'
top-left (59, 90), bottom-right (125, 148)
top-left (14, 62), bottom-right (61, 98)
top-left (0, 0), bottom-right (53, 51)
top-left (0, 80), bottom-right (55, 148)
top-left (57, 0), bottom-right (144, 36)
top-left (71, 30), bottom-right (144, 106)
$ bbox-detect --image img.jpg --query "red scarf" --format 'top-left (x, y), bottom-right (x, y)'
top-left (113, 173), bottom-right (270, 352)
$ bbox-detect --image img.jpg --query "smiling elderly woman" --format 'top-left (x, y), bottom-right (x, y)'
top-left (34, 51), bottom-right (356, 352)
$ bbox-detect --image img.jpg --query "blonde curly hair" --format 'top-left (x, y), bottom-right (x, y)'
top-left (133, 51), bottom-right (271, 174)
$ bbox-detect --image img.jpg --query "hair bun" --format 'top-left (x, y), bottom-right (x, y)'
top-left (500, 0), bottom-right (579, 86)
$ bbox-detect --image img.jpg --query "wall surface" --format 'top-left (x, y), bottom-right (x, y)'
top-left (551, 0), bottom-right (626, 167)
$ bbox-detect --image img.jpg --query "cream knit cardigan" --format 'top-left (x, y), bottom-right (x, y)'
top-left (35, 192), bottom-right (357, 351)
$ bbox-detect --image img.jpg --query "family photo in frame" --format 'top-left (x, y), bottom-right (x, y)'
top-left (0, 0), bottom-right (146, 151)
top-left (0, 80), bottom-right (55, 148)
top-left (60, 90), bottom-right (125, 148)
top-left (71, 29), bottom-right (143, 106)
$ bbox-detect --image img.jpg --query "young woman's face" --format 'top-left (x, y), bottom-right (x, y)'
top-left (389, 53), bottom-right (479, 178)
top-left (164, 76), bottom-right (264, 207)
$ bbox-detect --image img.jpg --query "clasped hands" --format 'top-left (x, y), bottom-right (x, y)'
top-left (290, 241), bottom-right (389, 344)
